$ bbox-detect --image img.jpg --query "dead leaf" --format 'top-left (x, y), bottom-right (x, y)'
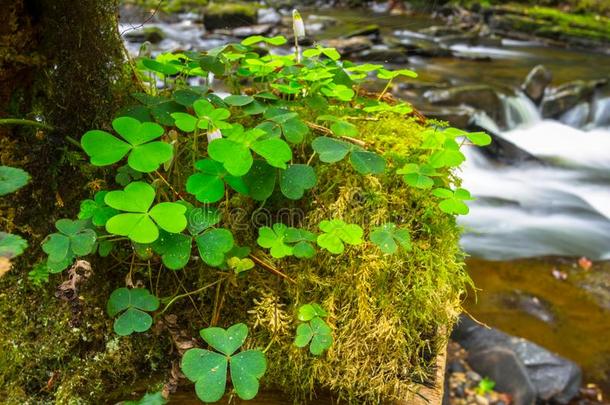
top-left (0, 257), bottom-right (11, 278)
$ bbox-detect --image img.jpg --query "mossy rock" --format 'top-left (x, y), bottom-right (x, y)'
top-left (204, 2), bottom-right (259, 30)
top-left (124, 26), bottom-right (166, 44)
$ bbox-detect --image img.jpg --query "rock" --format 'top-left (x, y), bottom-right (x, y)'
top-left (453, 315), bottom-right (582, 404)
top-left (354, 45), bottom-right (409, 64)
top-left (500, 291), bottom-right (556, 324)
top-left (321, 36), bottom-right (373, 56)
top-left (577, 269), bottom-right (610, 311)
top-left (424, 85), bottom-right (506, 128)
top-left (592, 96), bottom-right (610, 127)
top-left (419, 25), bottom-right (466, 37)
top-left (522, 65), bottom-right (552, 104)
top-left (420, 105), bottom-right (477, 129)
top-left (343, 24), bottom-right (380, 40)
top-left (397, 36), bottom-right (453, 57)
top-left (230, 24), bottom-right (272, 38)
top-left (541, 79), bottom-right (607, 118)
top-left (559, 102), bottom-right (590, 128)
top-left (466, 123), bottom-right (541, 165)
top-left (257, 8), bottom-right (281, 25)
top-left (123, 26), bottom-right (166, 44)
top-left (204, 3), bottom-right (258, 30)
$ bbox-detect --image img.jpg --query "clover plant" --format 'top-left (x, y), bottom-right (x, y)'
top-left (0, 166), bottom-right (30, 271)
top-left (35, 30), bottom-right (491, 403)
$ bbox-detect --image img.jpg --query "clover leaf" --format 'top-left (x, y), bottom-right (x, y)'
top-left (261, 108), bottom-right (309, 144)
top-left (195, 228), bottom-right (234, 267)
top-left (396, 163), bottom-right (440, 189)
top-left (298, 303), bottom-right (328, 321)
top-left (227, 257), bottom-right (255, 274)
top-left (107, 287), bottom-right (159, 336)
top-left (294, 316), bottom-right (333, 356)
top-left (0, 232), bottom-right (27, 259)
top-left (78, 191), bottom-right (119, 226)
top-left (104, 182), bottom-right (187, 244)
top-left (316, 115), bottom-right (358, 137)
top-left (186, 159), bottom-right (248, 203)
top-left (152, 230), bottom-right (192, 270)
top-left (369, 223), bottom-right (412, 254)
top-left (208, 126), bottom-right (291, 177)
top-left (0, 166), bottom-right (29, 196)
top-left (42, 219), bottom-right (96, 273)
top-left (377, 68), bottom-right (417, 80)
top-left (428, 139), bottom-right (466, 169)
top-left (243, 160), bottom-right (277, 201)
top-left (116, 164), bottom-right (144, 186)
top-left (171, 99), bottom-right (231, 132)
top-left (123, 391), bottom-right (167, 405)
top-left (224, 95), bottom-right (254, 107)
top-left (257, 224), bottom-right (293, 258)
top-left (241, 35), bottom-right (287, 47)
top-left (432, 188), bottom-right (474, 215)
top-left (187, 206), bottom-right (221, 235)
top-left (81, 117), bottom-right (172, 173)
top-left (317, 219), bottom-right (363, 254)
top-left (181, 323), bottom-right (267, 402)
top-left (312, 137), bottom-right (385, 175)
top-left (279, 164), bottom-right (317, 200)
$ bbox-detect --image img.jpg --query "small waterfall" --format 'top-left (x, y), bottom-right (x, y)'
top-left (502, 92), bottom-right (541, 129)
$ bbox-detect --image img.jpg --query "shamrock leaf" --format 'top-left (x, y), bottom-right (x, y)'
top-left (104, 182), bottom-right (187, 244)
top-left (257, 224), bottom-right (293, 258)
top-left (377, 68), bottom-right (417, 80)
top-left (350, 150), bottom-right (386, 175)
top-left (181, 323), bottom-right (267, 402)
top-left (432, 188), bottom-right (474, 215)
top-left (279, 164), bottom-right (317, 200)
top-left (396, 163), bottom-right (439, 189)
top-left (312, 137), bottom-right (385, 174)
top-left (42, 219), bottom-right (96, 273)
top-left (312, 137), bottom-right (351, 163)
top-left (152, 230), bottom-right (192, 270)
top-left (298, 303), bottom-right (328, 321)
top-left (243, 160), bottom-right (277, 201)
top-left (186, 159), bottom-right (248, 203)
top-left (227, 256), bottom-right (255, 274)
top-left (78, 191), bottom-right (119, 226)
top-left (316, 115), bottom-right (358, 137)
top-left (123, 391), bottom-right (168, 405)
top-left (171, 99), bottom-right (231, 132)
top-left (116, 164), bottom-right (144, 186)
top-left (428, 139), bottom-right (465, 169)
top-left (317, 219), bottom-right (363, 254)
top-left (195, 228), bottom-right (234, 267)
top-left (261, 108), bottom-right (309, 144)
top-left (107, 287), bottom-right (159, 336)
top-left (0, 166), bottom-right (29, 196)
top-left (187, 206), bottom-right (221, 235)
top-left (81, 117), bottom-right (172, 173)
top-left (284, 228), bottom-right (317, 259)
top-left (224, 95), bottom-right (254, 107)
top-left (294, 316), bottom-right (333, 355)
top-left (369, 223), bottom-right (411, 254)
top-left (0, 232), bottom-right (27, 259)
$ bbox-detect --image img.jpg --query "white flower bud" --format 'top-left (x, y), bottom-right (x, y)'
top-left (292, 10), bottom-right (305, 38)
top-left (207, 128), bottom-right (222, 143)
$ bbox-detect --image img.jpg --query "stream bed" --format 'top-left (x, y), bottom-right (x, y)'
top-left (119, 4), bottom-right (610, 397)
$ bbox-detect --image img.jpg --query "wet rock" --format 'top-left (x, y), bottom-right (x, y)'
top-left (559, 102), bottom-right (591, 128)
top-left (577, 269), bottom-right (610, 311)
top-left (257, 8), bottom-right (281, 25)
top-left (419, 25), bottom-right (466, 37)
top-left (123, 26), bottom-right (166, 44)
top-left (500, 291), bottom-right (556, 324)
top-left (230, 24), bottom-right (272, 38)
top-left (420, 105), bottom-right (476, 129)
top-left (540, 80), bottom-right (603, 118)
top-left (343, 24), bottom-right (380, 40)
top-left (522, 65), bottom-right (552, 104)
top-left (354, 45), bottom-right (409, 64)
top-left (592, 96), bottom-right (610, 127)
top-left (453, 315), bottom-right (582, 404)
top-left (321, 36), bottom-right (373, 56)
top-left (466, 123), bottom-right (541, 165)
top-left (204, 3), bottom-right (258, 30)
top-left (424, 85), bottom-right (506, 128)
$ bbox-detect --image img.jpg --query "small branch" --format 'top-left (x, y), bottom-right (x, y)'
top-left (157, 279), bottom-right (223, 317)
top-left (305, 121), bottom-right (367, 147)
top-left (154, 171), bottom-right (183, 200)
top-left (0, 118), bottom-right (53, 130)
top-left (249, 254), bottom-right (296, 284)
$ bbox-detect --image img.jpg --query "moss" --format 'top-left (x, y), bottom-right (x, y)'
top-left (204, 2), bottom-right (259, 29)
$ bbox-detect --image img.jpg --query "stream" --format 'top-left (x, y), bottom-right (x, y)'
top-left (119, 5), bottom-right (610, 396)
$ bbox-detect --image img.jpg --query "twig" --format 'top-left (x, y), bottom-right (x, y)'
top-left (154, 170), bottom-right (183, 200)
top-left (119, 0), bottom-right (166, 36)
top-left (157, 278), bottom-right (223, 317)
top-left (305, 121), bottom-right (367, 147)
top-left (463, 308), bottom-right (491, 329)
top-left (0, 118), bottom-right (53, 130)
top-left (249, 254), bottom-right (296, 284)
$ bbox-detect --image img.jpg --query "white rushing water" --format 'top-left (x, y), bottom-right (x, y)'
top-left (459, 93), bottom-right (610, 260)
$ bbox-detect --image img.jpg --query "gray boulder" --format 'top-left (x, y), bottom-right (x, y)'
top-left (522, 65), bottom-right (552, 104)
top-left (452, 315), bottom-right (582, 404)
top-left (541, 79), bottom-right (606, 118)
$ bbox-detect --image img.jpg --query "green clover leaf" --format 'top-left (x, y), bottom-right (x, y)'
top-left (227, 257), bottom-right (255, 274)
top-left (104, 182), bottom-right (187, 244)
top-left (428, 139), bottom-right (465, 169)
top-left (317, 219), bottom-right (363, 254)
top-left (294, 316), bottom-right (333, 355)
top-left (0, 232), bottom-right (28, 259)
top-left (261, 108), bottom-right (309, 144)
top-left (257, 224), bottom-right (293, 258)
top-left (350, 150), bottom-right (386, 175)
top-left (186, 159), bottom-right (248, 203)
top-left (81, 117), bottom-right (172, 173)
top-left (241, 35), bottom-right (287, 46)
top-left (396, 163), bottom-right (440, 189)
top-left (243, 160), bottom-right (277, 201)
top-left (116, 164), bottom-right (144, 186)
top-left (432, 187), bottom-right (474, 215)
top-left (195, 228), bottom-right (234, 267)
top-left (187, 206), bottom-right (221, 235)
top-left (224, 95), bottom-right (254, 107)
top-left (316, 115), bottom-right (358, 137)
top-left (123, 391), bottom-right (168, 405)
top-left (377, 68), bottom-right (417, 80)
top-left (78, 191), bottom-right (119, 227)
top-left (312, 137), bottom-right (385, 175)
top-left (152, 230), bottom-right (192, 270)
top-left (42, 219), bottom-right (96, 273)
top-left (279, 164), bottom-right (317, 200)
top-left (0, 166), bottom-right (30, 196)
top-left (312, 137), bottom-right (351, 163)
top-left (369, 223), bottom-right (412, 254)
top-left (182, 323), bottom-right (267, 402)
top-left (107, 287), bottom-right (159, 336)
top-left (298, 303), bottom-right (328, 321)
top-left (171, 99), bottom-right (231, 132)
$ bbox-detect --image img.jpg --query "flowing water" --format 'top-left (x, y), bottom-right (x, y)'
top-left (119, 6), bottom-right (610, 395)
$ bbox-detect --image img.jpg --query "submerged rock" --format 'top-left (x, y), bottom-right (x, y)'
top-left (123, 26), bottom-right (166, 44)
top-left (541, 79), bottom-right (606, 118)
top-left (204, 3), bottom-right (258, 30)
top-left (343, 24), bottom-right (380, 39)
top-left (321, 36), bottom-right (373, 56)
top-left (354, 45), bottom-right (409, 64)
top-left (500, 291), bottom-right (556, 324)
top-left (522, 65), bottom-right (552, 104)
top-left (453, 315), bottom-right (582, 404)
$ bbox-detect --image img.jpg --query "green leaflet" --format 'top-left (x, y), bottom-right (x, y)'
top-left (432, 187), bottom-right (475, 215)
top-left (257, 224), bottom-right (317, 259)
top-left (107, 287), bottom-right (159, 336)
top-left (42, 219), bottom-right (96, 273)
top-left (186, 159), bottom-right (248, 203)
top-left (0, 232), bottom-right (28, 259)
top-left (312, 137), bottom-right (386, 175)
top-left (0, 165), bottom-right (30, 196)
top-left (317, 219), bottom-right (363, 254)
top-left (294, 316), bottom-right (333, 355)
top-left (195, 228), bottom-right (234, 267)
top-left (369, 223), bottom-right (412, 254)
top-left (81, 117), bottom-right (172, 173)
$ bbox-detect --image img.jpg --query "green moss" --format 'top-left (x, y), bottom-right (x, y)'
top-left (204, 2), bottom-right (259, 29)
